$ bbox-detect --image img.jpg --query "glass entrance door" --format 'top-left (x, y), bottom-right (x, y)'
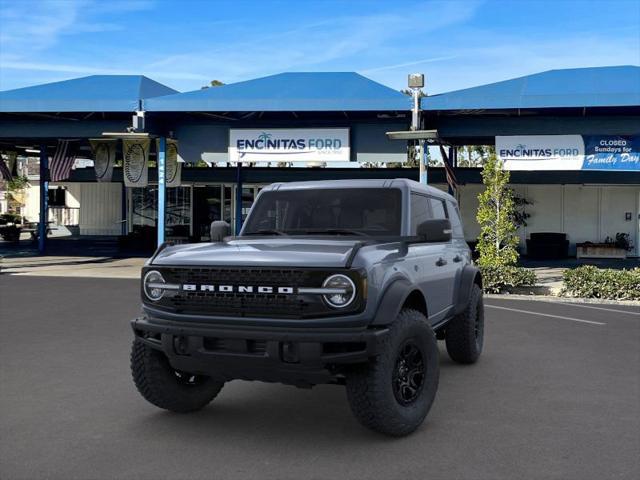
top-left (231, 184), bottom-right (265, 234)
top-left (193, 186), bottom-right (224, 242)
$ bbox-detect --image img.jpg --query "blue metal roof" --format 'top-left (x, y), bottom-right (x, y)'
top-left (0, 75), bottom-right (178, 113)
top-left (422, 66), bottom-right (640, 111)
top-left (145, 72), bottom-right (411, 112)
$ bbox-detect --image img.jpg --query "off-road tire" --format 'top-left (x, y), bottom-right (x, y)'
top-left (131, 340), bottom-right (224, 413)
top-left (445, 284), bottom-right (484, 364)
top-left (345, 309), bottom-right (439, 436)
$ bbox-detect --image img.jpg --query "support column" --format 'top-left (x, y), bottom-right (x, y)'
top-left (419, 139), bottom-right (427, 184)
top-left (235, 162), bottom-right (243, 235)
top-left (157, 137), bottom-right (166, 247)
top-left (38, 145), bottom-right (48, 254)
top-left (448, 146), bottom-right (455, 195)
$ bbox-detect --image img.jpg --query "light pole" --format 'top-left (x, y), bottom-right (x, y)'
top-left (408, 73), bottom-right (426, 184)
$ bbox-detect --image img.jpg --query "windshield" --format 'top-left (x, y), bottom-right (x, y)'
top-left (242, 188), bottom-right (402, 236)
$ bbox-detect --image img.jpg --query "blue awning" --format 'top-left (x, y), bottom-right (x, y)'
top-left (422, 66), bottom-right (640, 111)
top-left (145, 72), bottom-right (411, 112)
top-left (0, 75), bottom-right (178, 113)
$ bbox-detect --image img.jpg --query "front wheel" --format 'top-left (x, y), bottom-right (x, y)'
top-left (345, 309), bottom-right (439, 436)
top-left (131, 340), bottom-right (224, 413)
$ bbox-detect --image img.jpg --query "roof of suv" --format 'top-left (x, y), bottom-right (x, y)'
top-left (265, 178), bottom-right (454, 201)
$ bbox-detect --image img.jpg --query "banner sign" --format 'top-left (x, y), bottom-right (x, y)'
top-left (123, 138), bottom-right (149, 187)
top-left (229, 128), bottom-right (350, 163)
top-left (582, 136), bottom-right (640, 171)
top-left (156, 138), bottom-right (181, 187)
top-left (496, 135), bottom-right (585, 170)
top-left (90, 139), bottom-right (116, 182)
top-left (497, 135), bottom-right (640, 171)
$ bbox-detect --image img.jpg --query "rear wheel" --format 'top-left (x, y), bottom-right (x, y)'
top-left (345, 309), bottom-right (439, 436)
top-left (131, 340), bottom-right (224, 413)
top-left (445, 284), bottom-right (484, 364)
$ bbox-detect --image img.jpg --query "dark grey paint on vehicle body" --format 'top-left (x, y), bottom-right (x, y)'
top-left (150, 178), bottom-right (476, 327)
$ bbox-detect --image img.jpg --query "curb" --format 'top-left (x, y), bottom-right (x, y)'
top-left (486, 293), bottom-right (640, 307)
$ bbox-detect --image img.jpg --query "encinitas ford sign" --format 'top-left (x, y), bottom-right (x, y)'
top-left (229, 128), bottom-right (350, 162)
top-left (497, 135), bottom-right (640, 171)
top-left (497, 135), bottom-right (585, 170)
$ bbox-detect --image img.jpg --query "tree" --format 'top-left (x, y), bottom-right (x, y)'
top-left (201, 79), bottom-right (225, 89)
top-left (476, 153), bottom-right (519, 267)
top-left (457, 145), bottom-right (495, 167)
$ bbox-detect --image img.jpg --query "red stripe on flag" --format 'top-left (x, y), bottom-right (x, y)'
top-left (49, 140), bottom-right (77, 182)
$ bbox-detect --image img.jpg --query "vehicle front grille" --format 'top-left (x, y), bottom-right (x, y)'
top-left (147, 267), bottom-right (361, 319)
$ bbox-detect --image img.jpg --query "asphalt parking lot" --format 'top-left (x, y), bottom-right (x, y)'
top-left (1, 275), bottom-right (638, 480)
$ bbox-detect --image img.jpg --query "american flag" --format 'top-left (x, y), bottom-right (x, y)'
top-left (49, 140), bottom-right (78, 182)
top-left (0, 156), bottom-right (12, 181)
top-left (439, 145), bottom-right (458, 192)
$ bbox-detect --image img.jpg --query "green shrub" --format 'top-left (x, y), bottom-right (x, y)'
top-left (562, 266), bottom-right (640, 300)
top-left (479, 265), bottom-right (537, 294)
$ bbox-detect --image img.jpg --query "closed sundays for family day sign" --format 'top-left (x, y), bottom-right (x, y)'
top-left (229, 128), bottom-right (350, 162)
top-left (497, 135), bottom-right (640, 171)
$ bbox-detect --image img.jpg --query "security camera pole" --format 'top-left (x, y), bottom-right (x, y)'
top-left (408, 73), bottom-right (426, 184)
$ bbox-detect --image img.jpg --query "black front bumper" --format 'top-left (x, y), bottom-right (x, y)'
top-left (131, 316), bottom-right (389, 386)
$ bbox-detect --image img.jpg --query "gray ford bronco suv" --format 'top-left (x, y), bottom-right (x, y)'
top-left (131, 179), bottom-right (484, 436)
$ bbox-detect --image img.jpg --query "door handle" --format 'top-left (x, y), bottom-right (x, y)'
top-left (436, 257), bottom-right (447, 267)
top-left (453, 255), bottom-right (463, 263)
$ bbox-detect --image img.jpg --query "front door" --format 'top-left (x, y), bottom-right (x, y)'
top-left (192, 186), bottom-right (224, 241)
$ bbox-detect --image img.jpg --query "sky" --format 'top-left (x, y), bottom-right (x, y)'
top-left (0, 0), bottom-right (639, 94)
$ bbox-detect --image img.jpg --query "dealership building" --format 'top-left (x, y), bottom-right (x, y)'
top-left (1, 66), bottom-right (639, 257)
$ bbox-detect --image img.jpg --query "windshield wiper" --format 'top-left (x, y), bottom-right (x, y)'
top-left (244, 229), bottom-right (287, 236)
top-left (302, 228), bottom-right (367, 237)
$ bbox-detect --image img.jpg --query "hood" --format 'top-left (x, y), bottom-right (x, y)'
top-left (151, 238), bottom-right (362, 268)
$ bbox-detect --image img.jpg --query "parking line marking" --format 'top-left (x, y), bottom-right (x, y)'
top-left (485, 304), bottom-right (606, 326)
top-left (535, 301), bottom-right (640, 316)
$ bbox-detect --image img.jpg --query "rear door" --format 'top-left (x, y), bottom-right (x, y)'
top-left (407, 193), bottom-right (453, 323)
top-left (427, 196), bottom-right (458, 316)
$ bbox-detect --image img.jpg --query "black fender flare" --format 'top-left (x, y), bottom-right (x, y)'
top-left (371, 278), bottom-right (416, 326)
top-left (453, 265), bottom-right (482, 315)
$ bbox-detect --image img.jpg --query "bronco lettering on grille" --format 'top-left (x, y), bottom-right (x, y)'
top-left (182, 284), bottom-right (296, 294)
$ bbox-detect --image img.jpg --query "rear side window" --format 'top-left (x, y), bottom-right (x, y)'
top-left (428, 198), bottom-right (448, 220)
top-left (410, 193), bottom-right (432, 234)
top-left (447, 201), bottom-right (465, 238)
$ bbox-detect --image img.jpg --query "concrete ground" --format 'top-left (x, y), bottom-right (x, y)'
top-left (0, 276), bottom-right (638, 480)
top-left (0, 255), bottom-right (146, 278)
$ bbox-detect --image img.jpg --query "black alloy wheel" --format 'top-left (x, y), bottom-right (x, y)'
top-left (392, 340), bottom-right (425, 406)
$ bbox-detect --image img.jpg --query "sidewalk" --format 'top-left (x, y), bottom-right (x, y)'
top-left (0, 255), bottom-right (146, 278)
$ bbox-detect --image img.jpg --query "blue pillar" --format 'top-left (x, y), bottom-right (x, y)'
top-left (157, 137), bottom-right (166, 246)
top-left (235, 162), bottom-right (243, 235)
top-left (420, 141), bottom-right (428, 185)
top-left (38, 145), bottom-right (48, 254)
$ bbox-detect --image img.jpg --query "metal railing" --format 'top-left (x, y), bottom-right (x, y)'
top-left (48, 207), bottom-right (79, 226)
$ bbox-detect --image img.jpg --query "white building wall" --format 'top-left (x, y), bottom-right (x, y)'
top-left (78, 182), bottom-right (122, 235)
top-left (23, 182), bottom-right (40, 222)
top-left (599, 187), bottom-right (639, 255)
top-left (456, 183), bottom-right (640, 257)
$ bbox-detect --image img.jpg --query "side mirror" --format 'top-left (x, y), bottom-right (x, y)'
top-left (417, 219), bottom-right (452, 242)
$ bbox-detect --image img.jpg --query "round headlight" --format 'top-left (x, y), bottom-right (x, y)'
top-left (143, 270), bottom-right (166, 301)
top-left (322, 274), bottom-right (356, 309)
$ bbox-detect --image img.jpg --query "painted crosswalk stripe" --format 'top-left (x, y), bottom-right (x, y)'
top-left (485, 304), bottom-right (606, 326)
top-left (536, 301), bottom-right (640, 317)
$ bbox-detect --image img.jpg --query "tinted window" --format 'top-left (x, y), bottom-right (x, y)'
top-left (429, 198), bottom-right (448, 220)
top-left (410, 193), bottom-right (432, 234)
top-left (243, 188), bottom-right (402, 236)
top-left (447, 201), bottom-right (464, 238)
